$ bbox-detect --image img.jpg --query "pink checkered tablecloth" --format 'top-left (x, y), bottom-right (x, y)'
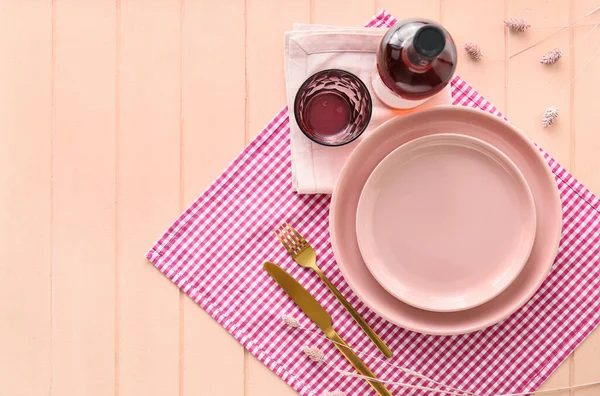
top-left (146, 10), bottom-right (600, 396)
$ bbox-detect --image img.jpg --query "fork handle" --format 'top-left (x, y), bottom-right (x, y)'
top-left (313, 266), bottom-right (393, 358)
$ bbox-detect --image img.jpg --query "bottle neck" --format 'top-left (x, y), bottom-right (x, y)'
top-left (403, 38), bottom-right (435, 72)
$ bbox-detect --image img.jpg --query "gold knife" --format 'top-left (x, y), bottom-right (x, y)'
top-left (264, 262), bottom-right (393, 396)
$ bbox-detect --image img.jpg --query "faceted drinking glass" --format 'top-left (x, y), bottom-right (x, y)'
top-left (294, 69), bottom-right (372, 146)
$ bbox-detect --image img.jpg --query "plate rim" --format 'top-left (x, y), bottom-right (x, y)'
top-left (330, 105), bottom-right (563, 335)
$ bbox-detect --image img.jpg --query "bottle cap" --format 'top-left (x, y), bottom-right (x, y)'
top-left (413, 25), bottom-right (446, 58)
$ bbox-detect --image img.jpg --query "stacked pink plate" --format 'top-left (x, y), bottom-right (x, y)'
top-left (330, 105), bottom-right (563, 335)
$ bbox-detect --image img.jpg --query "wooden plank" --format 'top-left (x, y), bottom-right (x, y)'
top-left (245, 1), bottom-right (309, 394)
top-left (51, 1), bottom-right (116, 395)
top-left (246, 0), bottom-right (310, 139)
top-left (312, 0), bottom-right (375, 26)
top-left (246, 361), bottom-right (299, 396)
top-left (181, 0), bottom-right (246, 395)
top-left (574, 330), bottom-right (600, 396)
top-left (572, 2), bottom-right (600, 393)
top-left (537, 357), bottom-right (571, 396)
top-left (443, 0), bottom-right (506, 110)
top-left (0, 2), bottom-right (52, 395)
top-left (376, 0), bottom-right (440, 21)
top-left (573, 0), bottom-right (600, 193)
top-left (117, 1), bottom-right (181, 395)
top-left (507, 2), bottom-right (573, 394)
top-left (508, 0), bottom-right (571, 165)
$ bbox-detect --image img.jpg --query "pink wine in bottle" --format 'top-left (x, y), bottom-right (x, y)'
top-left (372, 19), bottom-right (457, 109)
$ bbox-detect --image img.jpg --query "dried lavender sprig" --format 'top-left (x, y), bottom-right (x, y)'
top-left (542, 107), bottom-right (558, 127)
top-left (540, 48), bottom-right (563, 65)
top-left (505, 18), bottom-right (531, 32)
top-left (464, 42), bottom-right (483, 60)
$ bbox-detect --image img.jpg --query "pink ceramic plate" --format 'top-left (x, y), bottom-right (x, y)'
top-left (330, 106), bottom-right (562, 335)
top-left (356, 134), bottom-right (536, 312)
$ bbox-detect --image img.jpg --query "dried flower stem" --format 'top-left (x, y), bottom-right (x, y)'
top-left (585, 5), bottom-right (600, 17)
top-left (569, 40), bottom-right (600, 85)
top-left (338, 370), bottom-right (470, 396)
top-left (286, 314), bottom-right (600, 395)
top-left (540, 31), bottom-right (600, 126)
top-left (284, 315), bottom-right (475, 395)
top-left (338, 370), bottom-right (600, 396)
top-left (562, 39), bottom-right (600, 92)
top-left (531, 22), bottom-right (600, 29)
top-left (498, 381), bottom-right (600, 396)
top-left (454, 20), bottom-right (599, 63)
top-left (568, 21), bottom-right (600, 50)
top-left (509, 4), bottom-right (600, 59)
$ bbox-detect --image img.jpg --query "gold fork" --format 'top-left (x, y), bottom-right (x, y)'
top-left (275, 223), bottom-right (392, 358)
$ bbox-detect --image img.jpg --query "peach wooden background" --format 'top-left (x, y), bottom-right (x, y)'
top-left (1, 0), bottom-right (600, 395)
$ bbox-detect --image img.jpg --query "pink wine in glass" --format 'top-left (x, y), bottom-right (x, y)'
top-left (372, 19), bottom-right (457, 109)
top-left (304, 92), bottom-right (351, 136)
top-left (295, 69), bottom-right (372, 146)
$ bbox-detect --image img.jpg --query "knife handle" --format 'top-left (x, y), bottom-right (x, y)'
top-left (326, 328), bottom-right (394, 396)
top-left (314, 266), bottom-right (393, 358)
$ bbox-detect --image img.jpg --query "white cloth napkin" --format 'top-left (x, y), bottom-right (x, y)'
top-left (285, 24), bottom-right (453, 194)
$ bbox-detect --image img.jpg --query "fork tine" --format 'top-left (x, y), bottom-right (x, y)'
top-left (278, 224), bottom-right (300, 253)
top-left (279, 223), bottom-right (300, 253)
top-left (274, 228), bottom-right (293, 254)
top-left (285, 223), bottom-right (307, 251)
top-left (285, 222), bottom-right (307, 245)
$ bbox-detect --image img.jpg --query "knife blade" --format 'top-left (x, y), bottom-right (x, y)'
top-left (264, 262), bottom-right (393, 396)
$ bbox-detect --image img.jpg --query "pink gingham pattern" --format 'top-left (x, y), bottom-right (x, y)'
top-left (147, 10), bottom-right (600, 396)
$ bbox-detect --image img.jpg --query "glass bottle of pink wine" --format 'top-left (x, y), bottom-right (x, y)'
top-left (372, 19), bottom-right (457, 109)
